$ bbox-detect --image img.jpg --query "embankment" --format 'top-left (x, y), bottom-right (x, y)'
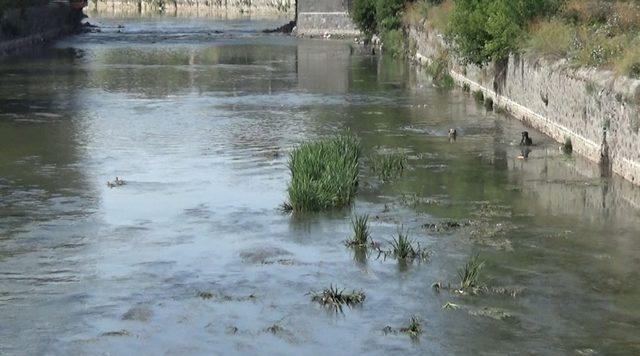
top-left (88, 0), bottom-right (295, 18)
top-left (0, 4), bottom-right (83, 57)
top-left (408, 24), bottom-right (640, 186)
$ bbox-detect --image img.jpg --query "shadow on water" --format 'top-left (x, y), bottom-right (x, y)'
top-left (0, 12), bottom-right (639, 356)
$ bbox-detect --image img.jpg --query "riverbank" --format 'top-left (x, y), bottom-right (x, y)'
top-left (0, 3), bottom-right (83, 57)
top-left (408, 23), bottom-right (640, 186)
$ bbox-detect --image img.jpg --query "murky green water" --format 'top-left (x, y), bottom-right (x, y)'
top-left (1, 14), bottom-right (640, 355)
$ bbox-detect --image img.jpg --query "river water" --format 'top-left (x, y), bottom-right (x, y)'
top-left (1, 13), bottom-right (640, 355)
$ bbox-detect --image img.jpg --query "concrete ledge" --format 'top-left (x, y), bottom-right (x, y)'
top-left (296, 12), bottom-right (360, 37)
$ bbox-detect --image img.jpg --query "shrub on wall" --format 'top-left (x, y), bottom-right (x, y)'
top-left (448, 0), bottom-right (562, 65)
top-left (352, 0), bottom-right (378, 35)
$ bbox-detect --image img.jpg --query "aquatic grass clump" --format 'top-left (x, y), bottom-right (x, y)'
top-left (345, 214), bottom-right (371, 248)
top-left (376, 228), bottom-right (430, 264)
top-left (458, 254), bottom-right (485, 291)
top-left (473, 90), bottom-right (484, 103)
top-left (384, 316), bottom-right (423, 340)
top-left (400, 316), bottom-right (423, 339)
top-left (283, 134), bottom-right (360, 213)
top-left (390, 229), bottom-right (430, 262)
top-left (562, 137), bottom-right (573, 154)
top-left (310, 285), bottom-right (365, 313)
top-left (370, 152), bottom-right (407, 182)
top-left (484, 97), bottom-right (494, 111)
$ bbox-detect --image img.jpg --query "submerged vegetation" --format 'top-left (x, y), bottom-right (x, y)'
top-left (383, 316), bottom-right (423, 340)
top-left (283, 134), bottom-right (360, 213)
top-left (370, 151), bottom-right (408, 181)
top-left (310, 285), bottom-right (366, 312)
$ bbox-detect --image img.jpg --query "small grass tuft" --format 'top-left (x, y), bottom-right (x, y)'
top-left (399, 316), bottom-right (423, 339)
top-left (562, 137), bottom-right (573, 154)
top-left (484, 97), bottom-right (494, 111)
top-left (458, 254), bottom-right (485, 291)
top-left (473, 90), bottom-right (484, 103)
top-left (462, 83), bottom-right (471, 93)
top-left (426, 48), bottom-right (454, 89)
top-left (385, 227), bottom-right (430, 262)
top-left (527, 20), bottom-right (574, 58)
top-left (310, 285), bottom-right (365, 313)
top-left (284, 133), bottom-right (360, 213)
top-left (442, 301), bottom-right (461, 310)
top-left (345, 214), bottom-right (371, 248)
top-left (370, 152), bottom-right (408, 182)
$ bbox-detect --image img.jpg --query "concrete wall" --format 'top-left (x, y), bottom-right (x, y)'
top-left (89, 0), bottom-right (295, 16)
top-left (0, 4), bottom-right (81, 57)
top-left (296, 0), bottom-right (359, 36)
top-left (409, 24), bottom-right (640, 186)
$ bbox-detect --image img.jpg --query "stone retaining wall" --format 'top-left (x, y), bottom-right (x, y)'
top-left (409, 24), bottom-right (640, 186)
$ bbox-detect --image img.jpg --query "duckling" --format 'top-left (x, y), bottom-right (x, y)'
top-left (520, 131), bottom-right (533, 146)
top-left (107, 177), bottom-right (126, 188)
top-left (448, 128), bottom-right (457, 142)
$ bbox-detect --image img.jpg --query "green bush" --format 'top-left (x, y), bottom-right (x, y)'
top-left (448, 0), bottom-right (562, 65)
top-left (376, 0), bottom-right (406, 33)
top-left (284, 134), bottom-right (360, 213)
top-left (382, 28), bottom-right (405, 56)
top-left (351, 0), bottom-right (408, 36)
top-left (352, 0), bottom-right (378, 35)
top-left (426, 48), bottom-right (454, 88)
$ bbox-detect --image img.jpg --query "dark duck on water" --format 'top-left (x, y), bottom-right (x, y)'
top-left (520, 131), bottom-right (533, 146)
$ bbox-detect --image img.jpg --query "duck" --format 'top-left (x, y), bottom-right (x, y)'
top-left (520, 131), bottom-right (533, 146)
top-left (107, 177), bottom-right (126, 188)
top-left (448, 128), bottom-right (457, 141)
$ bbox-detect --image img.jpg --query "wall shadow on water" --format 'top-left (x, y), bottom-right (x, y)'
top-left (0, 47), bottom-right (95, 234)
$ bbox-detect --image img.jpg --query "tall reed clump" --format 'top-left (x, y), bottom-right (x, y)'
top-left (283, 134), bottom-right (360, 213)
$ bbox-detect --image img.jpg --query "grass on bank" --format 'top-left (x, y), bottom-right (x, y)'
top-left (283, 134), bottom-right (360, 214)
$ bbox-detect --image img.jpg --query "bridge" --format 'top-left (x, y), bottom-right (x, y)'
top-left (296, 0), bottom-right (359, 36)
